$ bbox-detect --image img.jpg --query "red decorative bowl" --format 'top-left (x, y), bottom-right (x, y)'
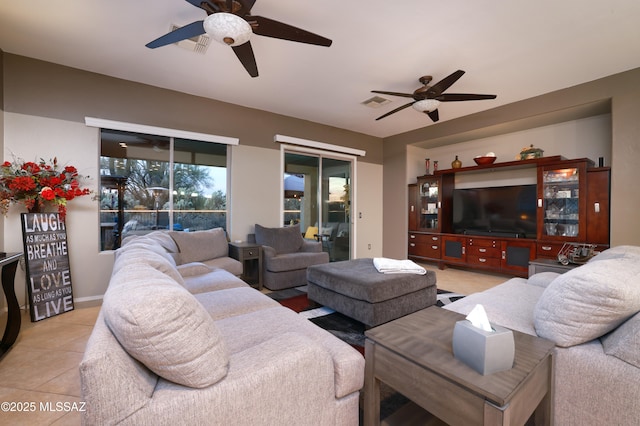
top-left (474, 156), bottom-right (497, 166)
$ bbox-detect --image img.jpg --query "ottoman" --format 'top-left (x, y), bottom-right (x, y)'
top-left (306, 258), bottom-right (437, 327)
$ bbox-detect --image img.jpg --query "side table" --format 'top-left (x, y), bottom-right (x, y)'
top-left (364, 306), bottom-right (555, 426)
top-left (228, 242), bottom-right (263, 290)
top-left (1, 252), bottom-right (24, 358)
top-left (528, 258), bottom-right (578, 277)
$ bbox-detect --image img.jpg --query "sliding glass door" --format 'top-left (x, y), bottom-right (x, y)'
top-left (283, 151), bottom-right (352, 261)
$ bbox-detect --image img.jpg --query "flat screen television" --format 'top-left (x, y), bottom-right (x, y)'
top-left (452, 185), bottom-right (537, 238)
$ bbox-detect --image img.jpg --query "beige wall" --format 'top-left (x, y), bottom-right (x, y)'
top-left (1, 53), bottom-right (384, 304)
top-left (383, 67), bottom-right (640, 259)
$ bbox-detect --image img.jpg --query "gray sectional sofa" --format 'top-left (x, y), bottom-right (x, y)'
top-left (79, 231), bottom-right (364, 425)
top-left (445, 245), bottom-right (640, 426)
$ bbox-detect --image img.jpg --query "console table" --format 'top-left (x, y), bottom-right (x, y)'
top-left (364, 306), bottom-right (555, 425)
top-left (1, 252), bottom-right (24, 358)
top-left (528, 258), bottom-right (578, 277)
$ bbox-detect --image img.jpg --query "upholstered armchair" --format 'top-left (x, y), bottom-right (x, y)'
top-left (252, 224), bottom-right (329, 290)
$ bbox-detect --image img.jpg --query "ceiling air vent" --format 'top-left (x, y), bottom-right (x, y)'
top-left (361, 96), bottom-right (391, 108)
top-left (171, 24), bottom-right (211, 54)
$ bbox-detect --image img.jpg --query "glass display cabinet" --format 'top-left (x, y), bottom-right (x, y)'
top-left (538, 161), bottom-right (587, 241)
top-left (417, 175), bottom-right (441, 231)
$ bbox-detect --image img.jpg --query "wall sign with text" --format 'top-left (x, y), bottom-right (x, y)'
top-left (21, 213), bottom-right (75, 322)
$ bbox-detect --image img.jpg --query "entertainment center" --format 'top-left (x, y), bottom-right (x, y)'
top-left (408, 155), bottom-right (610, 277)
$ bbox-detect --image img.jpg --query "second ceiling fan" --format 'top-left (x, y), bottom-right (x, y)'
top-left (372, 70), bottom-right (496, 122)
top-left (146, 0), bottom-right (332, 77)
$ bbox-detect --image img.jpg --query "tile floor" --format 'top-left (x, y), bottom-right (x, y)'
top-left (0, 264), bottom-right (507, 425)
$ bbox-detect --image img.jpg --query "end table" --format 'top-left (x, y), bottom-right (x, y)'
top-left (364, 306), bottom-right (555, 425)
top-left (228, 242), bottom-right (263, 290)
top-left (1, 252), bottom-right (24, 358)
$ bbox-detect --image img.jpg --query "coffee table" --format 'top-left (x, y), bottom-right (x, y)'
top-left (363, 306), bottom-right (555, 426)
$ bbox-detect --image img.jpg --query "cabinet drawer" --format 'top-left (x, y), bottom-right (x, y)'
top-left (409, 241), bottom-right (441, 258)
top-left (537, 243), bottom-right (564, 259)
top-left (467, 238), bottom-right (498, 248)
top-left (467, 255), bottom-right (501, 268)
top-left (409, 233), bottom-right (440, 244)
top-left (467, 245), bottom-right (500, 258)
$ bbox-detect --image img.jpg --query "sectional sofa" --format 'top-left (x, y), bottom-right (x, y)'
top-left (445, 245), bottom-right (640, 426)
top-left (79, 230), bottom-right (364, 425)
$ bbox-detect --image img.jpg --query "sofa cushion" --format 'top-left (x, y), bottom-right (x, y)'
top-left (169, 228), bottom-right (228, 264)
top-left (177, 262), bottom-right (213, 277)
top-left (265, 252), bottom-right (329, 272)
top-left (254, 224), bottom-right (303, 254)
top-left (534, 256), bottom-right (640, 347)
top-left (103, 268), bottom-right (229, 388)
top-left (112, 246), bottom-right (185, 287)
top-left (600, 311), bottom-right (640, 368)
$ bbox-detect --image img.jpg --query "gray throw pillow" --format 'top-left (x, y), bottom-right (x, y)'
top-left (169, 228), bottom-right (228, 264)
top-left (254, 223), bottom-right (303, 254)
top-left (534, 257), bottom-right (640, 347)
top-left (103, 268), bottom-right (229, 388)
top-left (601, 311), bottom-right (640, 368)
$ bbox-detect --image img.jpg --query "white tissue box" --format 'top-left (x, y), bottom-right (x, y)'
top-left (452, 320), bottom-right (515, 375)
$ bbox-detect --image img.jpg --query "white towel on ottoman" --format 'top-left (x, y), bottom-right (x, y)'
top-left (373, 258), bottom-right (427, 275)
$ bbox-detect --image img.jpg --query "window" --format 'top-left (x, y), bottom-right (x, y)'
top-left (99, 129), bottom-right (228, 250)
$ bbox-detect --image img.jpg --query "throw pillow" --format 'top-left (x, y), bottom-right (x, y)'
top-left (103, 268), bottom-right (230, 388)
top-left (169, 228), bottom-right (228, 264)
top-left (254, 223), bottom-right (303, 254)
top-left (600, 311), bottom-right (640, 368)
top-left (534, 257), bottom-right (640, 347)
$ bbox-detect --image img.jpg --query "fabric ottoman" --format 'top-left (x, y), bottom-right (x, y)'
top-left (306, 258), bottom-right (437, 327)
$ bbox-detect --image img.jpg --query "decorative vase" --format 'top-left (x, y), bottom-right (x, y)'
top-left (433, 161), bottom-right (438, 173)
top-left (452, 155), bottom-right (462, 169)
top-left (27, 200), bottom-right (43, 214)
top-left (425, 158), bottom-right (430, 175)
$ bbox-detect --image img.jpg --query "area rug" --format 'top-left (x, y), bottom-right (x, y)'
top-left (267, 287), bottom-right (465, 355)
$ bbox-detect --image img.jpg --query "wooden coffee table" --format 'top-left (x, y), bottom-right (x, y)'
top-left (363, 306), bottom-right (555, 426)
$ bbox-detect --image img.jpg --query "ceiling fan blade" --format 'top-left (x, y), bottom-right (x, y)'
top-left (426, 109), bottom-right (439, 122)
top-left (375, 102), bottom-right (415, 121)
top-left (427, 70), bottom-right (465, 97)
top-left (146, 21), bottom-right (205, 48)
top-left (436, 93), bottom-right (497, 102)
top-left (232, 41), bottom-right (259, 77)
top-left (248, 16), bottom-right (332, 46)
top-left (185, 0), bottom-right (217, 14)
top-left (371, 90), bottom-right (414, 99)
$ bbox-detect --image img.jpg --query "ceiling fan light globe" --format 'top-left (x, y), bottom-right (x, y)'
top-left (203, 12), bottom-right (252, 47)
top-left (412, 99), bottom-right (440, 113)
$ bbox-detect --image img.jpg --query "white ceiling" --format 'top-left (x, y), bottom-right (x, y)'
top-left (1, 1), bottom-right (639, 139)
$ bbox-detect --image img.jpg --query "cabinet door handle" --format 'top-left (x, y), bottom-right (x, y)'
top-left (432, 236), bottom-right (438, 241)
top-left (437, 201), bottom-right (442, 209)
top-left (479, 258), bottom-right (487, 263)
top-left (594, 202), bottom-right (600, 213)
top-left (538, 198), bottom-right (543, 208)
top-left (248, 251), bottom-right (254, 256)
top-left (431, 245), bottom-right (439, 250)
top-left (462, 247), bottom-right (466, 255)
top-left (502, 250), bottom-right (506, 260)
top-left (410, 234), bottom-right (416, 239)
top-left (542, 246), bottom-right (552, 251)
top-left (411, 205), bottom-right (415, 212)
top-left (410, 243), bottom-right (416, 247)
top-left (479, 248), bottom-right (487, 253)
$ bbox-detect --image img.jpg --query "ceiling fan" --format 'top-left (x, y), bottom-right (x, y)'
top-left (371, 70), bottom-right (496, 122)
top-left (145, 0), bottom-right (332, 78)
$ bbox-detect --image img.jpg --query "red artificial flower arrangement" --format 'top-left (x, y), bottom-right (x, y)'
top-left (0, 157), bottom-right (91, 220)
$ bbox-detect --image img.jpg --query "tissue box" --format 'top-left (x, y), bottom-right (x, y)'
top-left (452, 320), bottom-right (515, 375)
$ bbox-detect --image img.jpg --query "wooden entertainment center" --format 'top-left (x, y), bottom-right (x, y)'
top-left (408, 156), bottom-right (610, 277)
